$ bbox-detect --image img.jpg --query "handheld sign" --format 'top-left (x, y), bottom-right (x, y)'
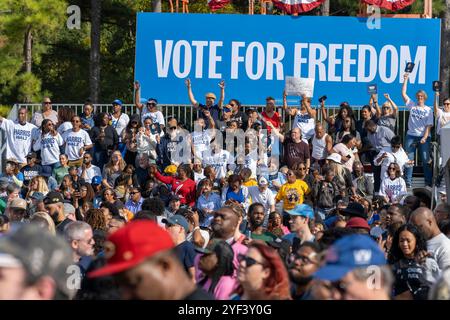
top-left (432, 81), bottom-right (442, 92)
top-left (285, 77), bottom-right (315, 98)
top-left (367, 84), bottom-right (378, 95)
top-left (405, 62), bottom-right (415, 73)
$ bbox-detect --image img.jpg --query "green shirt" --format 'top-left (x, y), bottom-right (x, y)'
top-left (250, 231), bottom-right (278, 243)
top-left (53, 166), bottom-right (69, 185)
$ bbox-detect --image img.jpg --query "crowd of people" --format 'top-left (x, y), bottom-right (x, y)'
top-left (0, 72), bottom-right (450, 300)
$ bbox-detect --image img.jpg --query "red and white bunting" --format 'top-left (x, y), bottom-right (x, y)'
top-left (271, 0), bottom-right (326, 14)
top-left (361, 0), bottom-right (416, 11)
top-left (207, 0), bottom-right (231, 11)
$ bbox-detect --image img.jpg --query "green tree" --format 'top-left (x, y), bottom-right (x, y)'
top-left (0, 0), bottom-right (67, 103)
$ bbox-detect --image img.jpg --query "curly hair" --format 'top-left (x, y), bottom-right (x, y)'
top-left (84, 209), bottom-right (107, 232)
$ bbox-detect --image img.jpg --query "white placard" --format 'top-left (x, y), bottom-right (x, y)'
top-left (285, 76), bottom-right (315, 98)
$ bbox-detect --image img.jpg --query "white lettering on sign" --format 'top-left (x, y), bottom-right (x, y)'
top-left (153, 40), bottom-right (428, 84)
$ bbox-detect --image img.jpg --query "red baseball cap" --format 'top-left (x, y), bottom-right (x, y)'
top-left (345, 217), bottom-right (370, 231)
top-left (88, 220), bottom-right (174, 278)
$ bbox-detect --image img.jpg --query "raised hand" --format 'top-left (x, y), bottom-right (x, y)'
top-left (218, 80), bottom-right (225, 89)
top-left (383, 93), bottom-right (390, 100)
top-left (185, 78), bottom-right (191, 88)
top-left (134, 81), bottom-right (140, 90)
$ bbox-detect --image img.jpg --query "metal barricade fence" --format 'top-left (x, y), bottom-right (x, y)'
top-left (1, 103), bottom-right (414, 169)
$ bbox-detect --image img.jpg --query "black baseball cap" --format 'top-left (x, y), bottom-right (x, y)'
top-left (43, 191), bottom-right (64, 205)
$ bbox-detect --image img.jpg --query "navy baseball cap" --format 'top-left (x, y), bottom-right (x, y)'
top-left (286, 204), bottom-right (314, 219)
top-left (162, 215), bottom-right (189, 233)
top-left (41, 166), bottom-right (52, 177)
top-left (314, 234), bottom-right (386, 282)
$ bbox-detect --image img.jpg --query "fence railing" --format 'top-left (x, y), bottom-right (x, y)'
top-left (1, 103), bottom-right (415, 170)
top-left (12, 103), bottom-right (411, 135)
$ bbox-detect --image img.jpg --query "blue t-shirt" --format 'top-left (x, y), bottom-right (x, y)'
top-left (175, 241), bottom-right (197, 274)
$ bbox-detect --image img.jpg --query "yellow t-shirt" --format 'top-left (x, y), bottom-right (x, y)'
top-left (275, 179), bottom-right (310, 211)
top-left (243, 179), bottom-right (258, 187)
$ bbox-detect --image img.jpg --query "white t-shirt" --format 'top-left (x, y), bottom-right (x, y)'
top-left (33, 132), bottom-right (64, 165)
top-left (427, 233), bottom-right (450, 271)
top-left (191, 130), bottom-right (211, 159)
top-left (247, 186), bottom-right (275, 214)
top-left (141, 109), bottom-right (165, 127)
top-left (437, 108), bottom-right (450, 136)
top-left (78, 165), bottom-right (102, 184)
top-left (0, 119), bottom-right (37, 163)
top-left (63, 130), bottom-right (93, 161)
top-left (379, 177), bottom-right (407, 203)
top-left (111, 113), bottom-right (130, 137)
top-left (406, 100), bottom-right (433, 137)
top-left (293, 110), bottom-right (315, 141)
top-left (202, 149), bottom-right (234, 179)
top-left (333, 143), bottom-right (356, 173)
top-left (194, 171), bottom-right (206, 184)
top-left (57, 122), bottom-right (73, 136)
top-left (374, 146), bottom-right (409, 179)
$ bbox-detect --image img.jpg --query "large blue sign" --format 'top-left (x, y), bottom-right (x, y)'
top-left (135, 13), bottom-right (441, 106)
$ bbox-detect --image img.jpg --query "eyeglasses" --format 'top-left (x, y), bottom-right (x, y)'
top-left (238, 254), bottom-right (265, 268)
top-left (290, 253), bottom-right (316, 265)
top-left (129, 191), bottom-right (140, 195)
top-left (388, 167), bottom-right (396, 171)
top-left (43, 102), bottom-right (51, 105)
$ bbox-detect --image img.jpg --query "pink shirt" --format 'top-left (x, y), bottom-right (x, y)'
top-left (199, 276), bottom-right (238, 300)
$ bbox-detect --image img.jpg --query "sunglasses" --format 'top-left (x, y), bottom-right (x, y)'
top-left (131, 121), bottom-right (138, 124)
top-left (298, 167), bottom-right (306, 171)
top-left (388, 167), bottom-right (396, 171)
top-left (129, 191), bottom-right (140, 195)
top-left (147, 102), bottom-right (156, 106)
top-left (238, 254), bottom-right (265, 268)
top-left (43, 102), bottom-right (51, 105)
top-left (382, 107), bottom-right (390, 109)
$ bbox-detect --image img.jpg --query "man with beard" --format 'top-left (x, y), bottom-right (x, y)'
top-left (385, 204), bottom-right (408, 226)
top-left (210, 206), bottom-right (248, 274)
top-left (78, 152), bottom-right (101, 184)
top-left (244, 203), bottom-right (277, 243)
top-left (44, 191), bottom-right (72, 234)
top-left (288, 242), bottom-right (321, 300)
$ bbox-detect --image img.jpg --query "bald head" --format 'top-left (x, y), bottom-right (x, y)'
top-left (410, 207), bottom-right (440, 240)
top-left (315, 123), bottom-right (325, 138)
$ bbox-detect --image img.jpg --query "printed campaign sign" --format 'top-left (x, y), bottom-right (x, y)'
top-left (135, 13), bottom-right (441, 106)
top-left (285, 77), bottom-right (315, 97)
